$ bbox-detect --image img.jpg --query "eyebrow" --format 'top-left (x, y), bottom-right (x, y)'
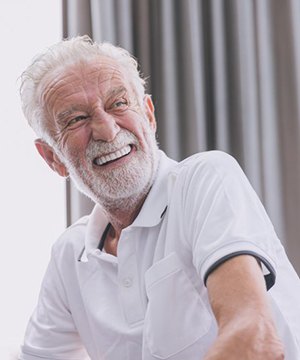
top-left (55, 86), bottom-right (128, 126)
top-left (57, 109), bottom-right (73, 120)
top-left (106, 85), bottom-right (128, 102)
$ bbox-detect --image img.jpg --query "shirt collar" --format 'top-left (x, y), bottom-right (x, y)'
top-left (130, 150), bottom-right (177, 227)
top-left (79, 150), bottom-right (177, 262)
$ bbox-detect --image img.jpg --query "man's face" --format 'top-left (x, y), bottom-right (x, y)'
top-left (39, 57), bottom-right (159, 204)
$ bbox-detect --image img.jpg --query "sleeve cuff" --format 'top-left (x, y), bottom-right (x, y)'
top-left (200, 242), bottom-right (277, 291)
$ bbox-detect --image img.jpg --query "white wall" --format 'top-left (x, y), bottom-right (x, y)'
top-left (0, 1), bottom-right (65, 358)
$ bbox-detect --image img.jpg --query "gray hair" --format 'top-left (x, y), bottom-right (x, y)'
top-left (20, 35), bottom-right (146, 146)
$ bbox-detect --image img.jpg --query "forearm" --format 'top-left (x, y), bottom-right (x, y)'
top-left (205, 255), bottom-right (284, 360)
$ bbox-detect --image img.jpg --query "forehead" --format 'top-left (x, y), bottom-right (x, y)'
top-left (39, 56), bottom-right (130, 103)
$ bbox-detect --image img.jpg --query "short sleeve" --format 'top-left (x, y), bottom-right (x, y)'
top-left (20, 249), bottom-right (90, 360)
top-left (180, 151), bottom-right (279, 290)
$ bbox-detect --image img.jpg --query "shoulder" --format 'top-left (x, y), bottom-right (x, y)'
top-left (177, 150), bottom-right (239, 173)
top-left (165, 150), bottom-right (255, 215)
top-left (169, 150), bottom-right (243, 190)
top-left (51, 215), bottom-right (89, 263)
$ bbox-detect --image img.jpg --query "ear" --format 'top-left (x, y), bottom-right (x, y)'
top-left (144, 95), bottom-right (157, 132)
top-left (34, 139), bottom-right (69, 177)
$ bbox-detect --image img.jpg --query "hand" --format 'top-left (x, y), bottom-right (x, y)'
top-left (203, 316), bottom-right (285, 359)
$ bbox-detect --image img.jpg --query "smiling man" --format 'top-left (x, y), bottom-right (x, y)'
top-left (19, 36), bottom-right (300, 360)
top-left (34, 56), bottom-right (159, 243)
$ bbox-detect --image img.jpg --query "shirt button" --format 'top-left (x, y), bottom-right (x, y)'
top-left (122, 277), bottom-right (133, 288)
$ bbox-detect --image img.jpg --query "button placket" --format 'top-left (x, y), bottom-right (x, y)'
top-left (122, 277), bottom-right (133, 288)
top-left (118, 231), bottom-right (145, 326)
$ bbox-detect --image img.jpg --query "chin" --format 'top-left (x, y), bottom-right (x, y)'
top-left (70, 142), bottom-right (159, 207)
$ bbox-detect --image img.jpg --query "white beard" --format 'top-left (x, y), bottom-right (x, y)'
top-left (62, 126), bottom-right (159, 209)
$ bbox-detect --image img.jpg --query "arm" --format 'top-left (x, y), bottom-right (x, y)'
top-left (204, 255), bottom-right (284, 360)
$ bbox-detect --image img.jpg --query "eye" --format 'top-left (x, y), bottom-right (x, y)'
top-left (111, 99), bottom-right (128, 109)
top-left (67, 115), bottom-right (88, 127)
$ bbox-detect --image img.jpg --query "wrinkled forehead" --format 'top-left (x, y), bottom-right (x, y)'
top-left (38, 56), bottom-right (132, 103)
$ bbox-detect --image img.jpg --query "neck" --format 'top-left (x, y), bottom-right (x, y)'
top-left (100, 189), bottom-right (150, 239)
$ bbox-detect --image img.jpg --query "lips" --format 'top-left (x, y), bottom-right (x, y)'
top-left (93, 145), bottom-right (132, 166)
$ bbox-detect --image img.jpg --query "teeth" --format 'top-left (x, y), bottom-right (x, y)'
top-left (94, 145), bottom-right (131, 166)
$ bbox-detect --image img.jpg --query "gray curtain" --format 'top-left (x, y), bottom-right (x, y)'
top-left (63, 0), bottom-right (300, 275)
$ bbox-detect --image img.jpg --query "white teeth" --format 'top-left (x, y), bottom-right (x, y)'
top-left (94, 145), bottom-right (131, 166)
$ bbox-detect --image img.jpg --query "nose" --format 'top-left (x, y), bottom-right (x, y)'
top-left (91, 111), bottom-right (120, 142)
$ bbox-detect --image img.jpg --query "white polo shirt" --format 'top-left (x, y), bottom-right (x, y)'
top-left (20, 150), bottom-right (300, 360)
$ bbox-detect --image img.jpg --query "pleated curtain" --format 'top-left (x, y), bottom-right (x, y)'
top-left (62, 0), bottom-right (300, 274)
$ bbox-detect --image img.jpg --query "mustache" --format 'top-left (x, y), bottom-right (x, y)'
top-left (85, 129), bottom-right (139, 158)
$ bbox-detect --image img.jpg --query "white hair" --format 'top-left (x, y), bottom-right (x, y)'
top-left (20, 35), bottom-right (146, 146)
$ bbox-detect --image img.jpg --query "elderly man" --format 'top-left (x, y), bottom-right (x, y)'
top-left (19, 36), bottom-right (300, 360)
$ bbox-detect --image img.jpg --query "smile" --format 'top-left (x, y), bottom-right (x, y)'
top-left (93, 145), bottom-right (132, 166)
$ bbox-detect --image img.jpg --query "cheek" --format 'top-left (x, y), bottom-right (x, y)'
top-left (60, 128), bottom-right (91, 158)
top-left (120, 113), bottom-right (150, 140)
top-left (139, 119), bottom-right (155, 143)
